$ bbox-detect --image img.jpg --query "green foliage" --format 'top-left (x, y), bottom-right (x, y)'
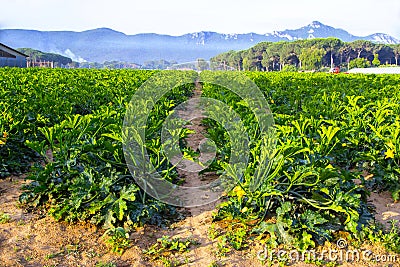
top-left (226, 225), bottom-right (249, 250)
top-left (95, 262), bottom-right (117, 267)
top-left (281, 65), bottom-right (298, 72)
top-left (0, 68), bottom-right (156, 177)
top-left (102, 227), bottom-right (131, 254)
top-left (211, 38), bottom-right (400, 72)
top-left (17, 48), bottom-right (73, 65)
top-left (201, 71), bottom-right (400, 251)
top-left (372, 54), bottom-right (381, 67)
top-left (299, 46), bottom-right (325, 70)
top-left (359, 220), bottom-right (400, 253)
top-left (0, 212), bottom-right (11, 224)
top-left (216, 235), bottom-right (232, 257)
top-left (142, 59), bottom-right (177, 70)
top-left (349, 57), bottom-right (370, 69)
top-left (0, 69), bottom-right (196, 231)
top-left (2, 68), bottom-right (400, 257)
top-left (144, 235), bottom-right (199, 260)
top-left (207, 261), bottom-right (223, 267)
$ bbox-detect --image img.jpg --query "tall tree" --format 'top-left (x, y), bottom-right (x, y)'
top-left (375, 44), bottom-right (394, 65)
top-left (320, 38), bottom-right (343, 68)
top-left (278, 43), bottom-right (293, 70)
top-left (338, 43), bottom-right (352, 66)
top-left (228, 51), bottom-right (242, 71)
top-left (391, 45), bottom-right (400, 66)
top-left (261, 50), bottom-right (271, 71)
top-left (262, 46), bottom-right (280, 71)
top-left (299, 46), bottom-right (325, 70)
top-left (372, 54), bottom-right (381, 67)
top-left (349, 40), bottom-right (374, 59)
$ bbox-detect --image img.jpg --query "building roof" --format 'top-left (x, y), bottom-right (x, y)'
top-left (348, 67), bottom-right (400, 74)
top-left (0, 43), bottom-right (29, 57)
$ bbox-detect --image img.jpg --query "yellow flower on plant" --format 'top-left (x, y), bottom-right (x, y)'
top-left (0, 140), bottom-right (5, 145)
top-left (3, 131), bottom-right (7, 138)
top-left (241, 207), bottom-right (248, 213)
top-left (341, 143), bottom-right (347, 147)
top-left (233, 186), bottom-right (246, 201)
top-left (326, 164), bottom-right (334, 169)
top-left (384, 149), bottom-right (395, 159)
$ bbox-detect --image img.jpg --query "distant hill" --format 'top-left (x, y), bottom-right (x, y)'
top-left (1, 21), bottom-right (399, 64)
top-left (17, 48), bottom-right (72, 66)
top-left (264, 21), bottom-right (399, 44)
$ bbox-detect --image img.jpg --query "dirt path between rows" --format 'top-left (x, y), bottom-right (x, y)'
top-left (175, 80), bottom-right (220, 216)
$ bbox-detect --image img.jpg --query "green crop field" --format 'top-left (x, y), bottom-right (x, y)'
top-left (1, 68), bottom-right (399, 265)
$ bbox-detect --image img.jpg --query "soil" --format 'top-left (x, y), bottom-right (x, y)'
top-left (368, 191), bottom-right (400, 228)
top-left (0, 175), bottom-right (399, 267)
top-left (175, 83), bottom-right (221, 215)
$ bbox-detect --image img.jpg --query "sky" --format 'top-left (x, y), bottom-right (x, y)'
top-left (1, 0), bottom-right (400, 38)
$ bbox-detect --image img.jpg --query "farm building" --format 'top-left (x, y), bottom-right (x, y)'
top-left (348, 67), bottom-right (400, 74)
top-left (0, 43), bottom-right (29, 68)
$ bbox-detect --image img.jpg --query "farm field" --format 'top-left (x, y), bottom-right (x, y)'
top-left (0, 68), bottom-right (400, 266)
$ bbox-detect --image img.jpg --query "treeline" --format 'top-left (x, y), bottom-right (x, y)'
top-left (211, 38), bottom-right (400, 71)
top-left (142, 59), bottom-right (177, 69)
top-left (78, 61), bottom-right (140, 69)
top-left (17, 48), bottom-right (73, 67)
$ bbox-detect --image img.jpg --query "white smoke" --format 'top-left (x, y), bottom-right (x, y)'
top-left (63, 49), bottom-right (87, 63)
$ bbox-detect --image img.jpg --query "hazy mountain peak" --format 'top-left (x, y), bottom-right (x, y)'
top-left (367, 33), bottom-right (400, 44)
top-left (82, 27), bottom-right (126, 35)
top-left (308, 21), bottom-right (323, 28)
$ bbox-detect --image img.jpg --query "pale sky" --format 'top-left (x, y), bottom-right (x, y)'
top-left (1, 0), bottom-right (400, 38)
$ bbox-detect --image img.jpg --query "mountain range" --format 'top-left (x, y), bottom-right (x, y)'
top-left (0, 21), bottom-right (399, 64)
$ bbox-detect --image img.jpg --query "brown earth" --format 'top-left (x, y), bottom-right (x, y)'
top-left (369, 191), bottom-right (400, 228)
top-left (1, 175), bottom-right (400, 267)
